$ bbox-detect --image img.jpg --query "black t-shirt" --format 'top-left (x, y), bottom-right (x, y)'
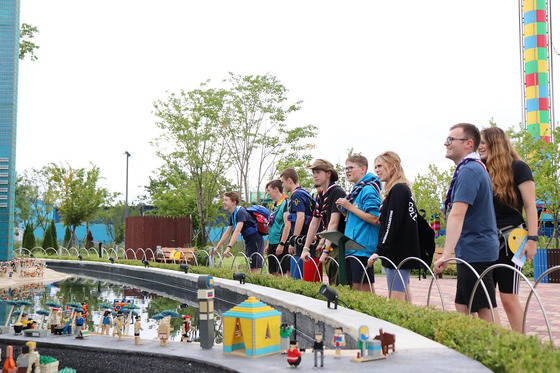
top-left (493, 160), bottom-right (533, 229)
top-left (314, 184), bottom-right (346, 234)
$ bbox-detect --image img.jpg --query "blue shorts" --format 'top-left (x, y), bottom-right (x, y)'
top-left (346, 256), bottom-right (375, 285)
top-left (384, 268), bottom-right (411, 293)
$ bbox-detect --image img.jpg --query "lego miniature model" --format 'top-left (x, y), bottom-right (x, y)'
top-left (134, 315), bottom-right (143, 345)
top-left (101, 310), bottom-right (112, 335)
top-left (15, 344), bottom-right (40, 373)
top-left (222, 296), bottom-right (282, 357)
top-left (158, 316), bottom-right (173, 346)
top-left (74, 310), bottom-right (86, 339)
top-left (313, 333), bottom-right (324, 368)
top-left (332, 327), bottom-right (345, 358)
top-left (181, 315), bottom-right (192, 342)
top-left (286, 340), bottom-right (303, 367)
top-left (197, 275), bottom-right (215, 349)
top-left (13, 321), bottom-right (23, 335)
top-left (62, 311), bottom-right (73, 335)
top-left (113, 311), bottom-right (125, 341)
top-left (2, 345), bottom-right (16, 373)
top-left (279, 324), bottom-right (293, 354)
top-left (351, 326), bottom-right (385, 362)
top-left (373, 328), bottom-right (395, 355)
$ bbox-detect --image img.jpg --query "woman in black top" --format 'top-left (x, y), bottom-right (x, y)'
top-left (368, 151), bottom-right (420, 302)
top-left (479, 127), bottom-right (538, 333)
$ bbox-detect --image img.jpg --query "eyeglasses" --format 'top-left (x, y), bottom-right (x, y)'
top-left (345, 166), bottom-right (357, 172)
top-left (445, 137), bottom-right (469, 144)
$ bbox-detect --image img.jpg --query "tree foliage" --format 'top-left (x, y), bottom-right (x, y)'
top-left (47, 163), bottom-right (110, 247)
top-left (15, 168), bottom-right (56, 231)
top-left (22, 223), bottom-right (36, 249)
top-left (152, 84), bottom-right (232, 246)
top-left (412, 164), bottom-right (453, 228)
top-left (19, 23), bottom-right (39, 61)
top-left (220, 72), bottom-right (317, 202)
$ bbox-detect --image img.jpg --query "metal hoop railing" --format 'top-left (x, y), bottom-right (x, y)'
top-left (230, 252), bottom-right (251, 271)
top-left (394, 257), bottom-right (446, 309)
top-left (437, 258), bottom-right (495, 322)
top-left (280, 254), bottom-right (303, 279)
top-left (264, 254), bottom-right (284, 276)
top-left (248, 252), bottom-right (267, 273)
top-left (346, 255), bottom-right (374, 293)
top-left (523, 265), bottom-right (560, 341)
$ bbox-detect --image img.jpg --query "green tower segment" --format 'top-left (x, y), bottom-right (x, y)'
top-left (0, 0), bottom-right (20, 261)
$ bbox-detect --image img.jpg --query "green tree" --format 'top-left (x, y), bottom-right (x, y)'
top-left (47, 163), bottom-right (110, 247)
top-left (19, 23), bottom-right (39, 61)
top-left (63, 226), bottom-right (72, 248)
top-left (152, 84), bottom-right (233, 246)
top-left (23, 223), bottom-right (36, 249)
top-left (221, 72), bottom-right (316, 202)
top-left (97, 200), bottom-right (139, 246)
top-left (42, 222), bottom-right (54, 249)
top-left (412, 164), bottom-right (453, 229)
top-left (15, 168), bottom-right (56, 231)
top-left (50, 220), bottom-right (59, 250)
top-left (509, 125), bottom-right (560, 247)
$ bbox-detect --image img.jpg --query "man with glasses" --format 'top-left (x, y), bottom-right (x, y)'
top-left (434, 123), bottom-right (499, 323)
top-left (335, 155), bottom-right (382, 292)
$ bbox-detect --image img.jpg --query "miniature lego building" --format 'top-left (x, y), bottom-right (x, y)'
top-left (222, 296), bottom-right (282, 357)
top-left (352, 326), bottom-right (386, 362)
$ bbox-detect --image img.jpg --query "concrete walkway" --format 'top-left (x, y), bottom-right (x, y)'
top-left (374, 274), bottom-right (560, 346)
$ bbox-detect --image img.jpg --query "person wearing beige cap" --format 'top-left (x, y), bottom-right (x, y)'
top-left (300, 159), bottom-right (347, 285)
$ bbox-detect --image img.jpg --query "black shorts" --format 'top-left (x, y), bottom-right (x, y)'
top-left (346, 256), bottom-right (375, 285)
top-left (245, 233), bottom-right (264, 269)
top-left (493, 243), bottom-right (522, 295)
top-left (455, 262), bottom-right (497, 312)
top-left (267, 243), bottom-right (290, 274)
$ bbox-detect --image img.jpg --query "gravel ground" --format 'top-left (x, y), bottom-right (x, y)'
top-left (0, 341), bottom-right (236, 373)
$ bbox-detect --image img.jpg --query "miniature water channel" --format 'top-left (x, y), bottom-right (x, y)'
top-left (1, 277), bottom-right (223, 344)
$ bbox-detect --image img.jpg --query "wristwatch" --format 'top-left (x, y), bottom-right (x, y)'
top-left (527, 235), bottom-right (538, 242)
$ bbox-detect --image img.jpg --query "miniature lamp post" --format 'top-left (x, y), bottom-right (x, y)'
top-left (197, 275), bottom-right (215, 349)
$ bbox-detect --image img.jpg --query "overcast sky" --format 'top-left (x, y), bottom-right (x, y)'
top-left (17, 1), bottom-right (560, 202)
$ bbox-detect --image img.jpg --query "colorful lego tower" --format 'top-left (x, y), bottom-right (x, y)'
top-left (520, 0), bottom-right (554, 141)
top-left (222, 296), bottom-right (281, 357)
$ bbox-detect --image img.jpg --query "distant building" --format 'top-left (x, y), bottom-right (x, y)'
top-left (0, 0), bottom-right (20, 261)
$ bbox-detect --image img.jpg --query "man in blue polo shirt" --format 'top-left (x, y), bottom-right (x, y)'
top-left (434, 123), bottom-right (499, 322)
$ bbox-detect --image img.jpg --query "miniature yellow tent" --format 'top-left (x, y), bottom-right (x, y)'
top-left (222, 296), bottom-right (281, 357)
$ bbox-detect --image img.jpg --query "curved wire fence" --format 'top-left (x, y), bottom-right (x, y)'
top-left (10, 247), bottom-right (558, 345)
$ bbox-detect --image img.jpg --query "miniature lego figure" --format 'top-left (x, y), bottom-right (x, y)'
top-left (181, 315), bottom-right (192, 342)
top-left (74, 310), bottom-right (85, 339)
top-left (279, 323), bottom-right (293, 354)
top-left (134, 315), bottom-right (143, 345)
top-left (101, 310), bottom-right (112, 335)
top-left (113, 311), bottom-right (125, 341)
top-left (20, 314), bottom-right (32, 330)
top-left (332, 327), bottom-right (345, 358)
top-left (25, 342), bottom-right (40, 372)
top-left (373, 328), bottom-right (396, 356)
top-left (158, 315), bottom-right (173, 346)
top-left (15, 344), bottom-right (39, 373)
top-left (313, 333), bottom-right (324, 368)
top-left (62, 312), bottom-right (73, 335)
top-left (287, 340), bottom-right (303, 368)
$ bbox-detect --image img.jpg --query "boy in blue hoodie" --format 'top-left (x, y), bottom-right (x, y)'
top-left (336, 155), bottom-right (382, 292)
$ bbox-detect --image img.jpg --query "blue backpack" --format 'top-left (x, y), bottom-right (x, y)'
top-left (246, 205), bottom-right (271, 236)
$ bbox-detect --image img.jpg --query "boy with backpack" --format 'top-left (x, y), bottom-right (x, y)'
top-left (280, 168), bottom-right (317, 280)
top-left (211, 191), bottom-right (264, 273)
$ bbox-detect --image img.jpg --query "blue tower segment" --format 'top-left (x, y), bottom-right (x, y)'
top-left (0, 0), bottom-right (20, 261)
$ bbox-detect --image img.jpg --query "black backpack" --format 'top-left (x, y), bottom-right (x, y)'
top-left (417, 210), bottom-right (436, 276)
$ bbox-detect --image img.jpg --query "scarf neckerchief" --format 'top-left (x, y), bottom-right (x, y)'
top-left (443, 152), bottom-right (486, 217)
top-left (313, 183), bottom-right (338, 221)
top-left (269, 194), bottom-right (288, 222)
top-left (346, 179), bottom-right (380, 205)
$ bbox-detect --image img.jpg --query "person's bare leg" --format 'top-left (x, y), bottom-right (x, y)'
top-left (500, 292), bottom-right (524, 333)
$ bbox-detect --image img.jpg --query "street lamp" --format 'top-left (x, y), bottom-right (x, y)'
top-left (124, 151), bottom-right (131, 217)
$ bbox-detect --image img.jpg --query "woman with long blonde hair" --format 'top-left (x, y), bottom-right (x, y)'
top-left (479, 127), bottom-right (538, 333)
top-left (367, 151), bottom-right (420, 302)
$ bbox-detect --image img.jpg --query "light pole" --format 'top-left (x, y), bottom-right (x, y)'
top-left (124, 151), bottom-right (131, 218)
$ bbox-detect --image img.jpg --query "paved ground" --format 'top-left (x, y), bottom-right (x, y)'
top-left (373, 274), bottom-right (560, 346)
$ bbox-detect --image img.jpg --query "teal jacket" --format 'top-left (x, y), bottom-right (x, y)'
top-left (343, 173), bottom-right (382, 257)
